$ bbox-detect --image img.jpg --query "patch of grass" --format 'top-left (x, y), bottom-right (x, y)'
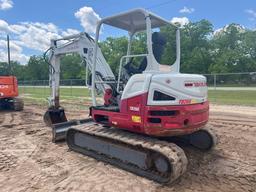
top-left (19, 87), bottom-right (256, 106)
top-left (19, 87), bottom-right (93, 111)
top-left (208, 90), bottom-right (256, 106)
top-left (209, 84), bottom-right (256, 87)
top-left (19, 87), bottom-right (90, 99)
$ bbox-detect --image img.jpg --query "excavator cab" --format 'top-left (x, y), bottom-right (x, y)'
top-left (124, 32), bottom-right (167, 76)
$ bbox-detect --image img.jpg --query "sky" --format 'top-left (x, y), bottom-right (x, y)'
top-left (0, 0), bottom-right (256, 64)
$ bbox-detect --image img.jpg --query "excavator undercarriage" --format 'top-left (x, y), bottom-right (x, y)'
top-left (50, 120), bottom-right (216, 184)
top-left (0, 76), bottom-right (24, 111)
top-left (66, 124), bottom-right (188, 184)
top-left (0, 97), bottom-right (24, 111)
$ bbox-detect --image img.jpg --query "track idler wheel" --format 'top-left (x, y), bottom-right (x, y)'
top-left (153, 155), bottom-right (171, 174)
top-left (43, 108), bottom-right (67, 127)
top-left (189, 128), bottom-right (217, 151)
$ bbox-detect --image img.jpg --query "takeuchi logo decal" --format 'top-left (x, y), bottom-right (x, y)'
top-left (185, 82), bottom-right (207, 87)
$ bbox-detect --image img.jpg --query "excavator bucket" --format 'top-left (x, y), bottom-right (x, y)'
top-left (43, 106), bottom-right (94, 142)
top-left (43, 108), bottom-right (68, 127)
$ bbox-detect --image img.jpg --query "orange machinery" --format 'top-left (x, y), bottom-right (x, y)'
top-left (0, 76), bottom-right (23, 111)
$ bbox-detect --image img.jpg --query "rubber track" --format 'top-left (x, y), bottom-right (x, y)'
top-left (13, 98), bottom-right (24, 111)
top-left (67, 124), bottom-right (188, 184)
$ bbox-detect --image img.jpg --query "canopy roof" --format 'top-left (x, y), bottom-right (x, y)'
top-left (100, 8), bottom-right (178, 33)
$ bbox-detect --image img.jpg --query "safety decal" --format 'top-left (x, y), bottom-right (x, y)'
top-left (132, 115), bottom-right (141, 123)
top-left (179, 99), bottom-right (191, 105)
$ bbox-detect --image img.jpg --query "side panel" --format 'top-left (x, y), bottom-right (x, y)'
top-left (0, 76), bottom-right (18, 98)
top-left (121, 73), bottom-right (152, 100)
top-left (92, 95), bottom-right (209, 137)
top-left (92, 73), bottom-right (152, 134)
top-left (143, 101), bottom-right (209, 136)
top-left (92, 93), bottom-right (148, 133)
top-left (148, 73), bottom-right (207, 106)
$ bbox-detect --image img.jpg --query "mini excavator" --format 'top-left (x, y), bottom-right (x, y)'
top-left (43, 9), bottom-right (217, 184)
top-left (0, 35), bottom-right (24, 111)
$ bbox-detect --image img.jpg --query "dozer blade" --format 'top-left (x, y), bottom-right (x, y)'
top-left (66, 124), bottom-right (188, 184)
top-left (188, 128), bottom-right (217, 150)
top-left (43, 108), bottom-right (68, 127)
top-left (52, 118), bottom-right (93, 142)
top-left (162, 127), bottom-right (217, 151)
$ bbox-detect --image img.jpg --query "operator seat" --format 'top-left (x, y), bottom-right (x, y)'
top-left (152, 32), bottom-right (167, 63)
top-left (124, 32), bottom-right (167, 75)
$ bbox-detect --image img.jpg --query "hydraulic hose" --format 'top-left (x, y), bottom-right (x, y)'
top-left (43, 47), bottom-right (55, 73)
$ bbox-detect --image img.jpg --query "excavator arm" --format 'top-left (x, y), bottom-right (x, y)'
top-left (47, 32), bottom-right (115, 108)
top-left (43, 32), bottom-right (116, 126)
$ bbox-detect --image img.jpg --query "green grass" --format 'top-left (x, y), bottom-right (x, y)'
top-left (208, 84), bottom-right (256, 88)
top-left (19, 87), bottom-right (92, 109)
top-left (208, 90), bottom-right (256, 106)
top-left (19, 87), bottom-right (256, 106)
top-left (19, 87), bottom-right (90, 99)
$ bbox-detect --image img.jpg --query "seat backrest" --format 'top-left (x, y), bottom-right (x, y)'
top-left (139, 32), bottom-right (167, 71)
top-left (152, 32), bottom-right (167, 63)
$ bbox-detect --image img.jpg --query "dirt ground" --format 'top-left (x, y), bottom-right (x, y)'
top-left (0, 104), bottom-right (255, 192)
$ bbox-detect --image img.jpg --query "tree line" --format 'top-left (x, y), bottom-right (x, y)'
top-left (0, 19), bottom-right (256, 81)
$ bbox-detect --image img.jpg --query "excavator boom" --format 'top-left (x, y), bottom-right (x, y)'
top-left (43, 32), bottom-right (116, 126)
